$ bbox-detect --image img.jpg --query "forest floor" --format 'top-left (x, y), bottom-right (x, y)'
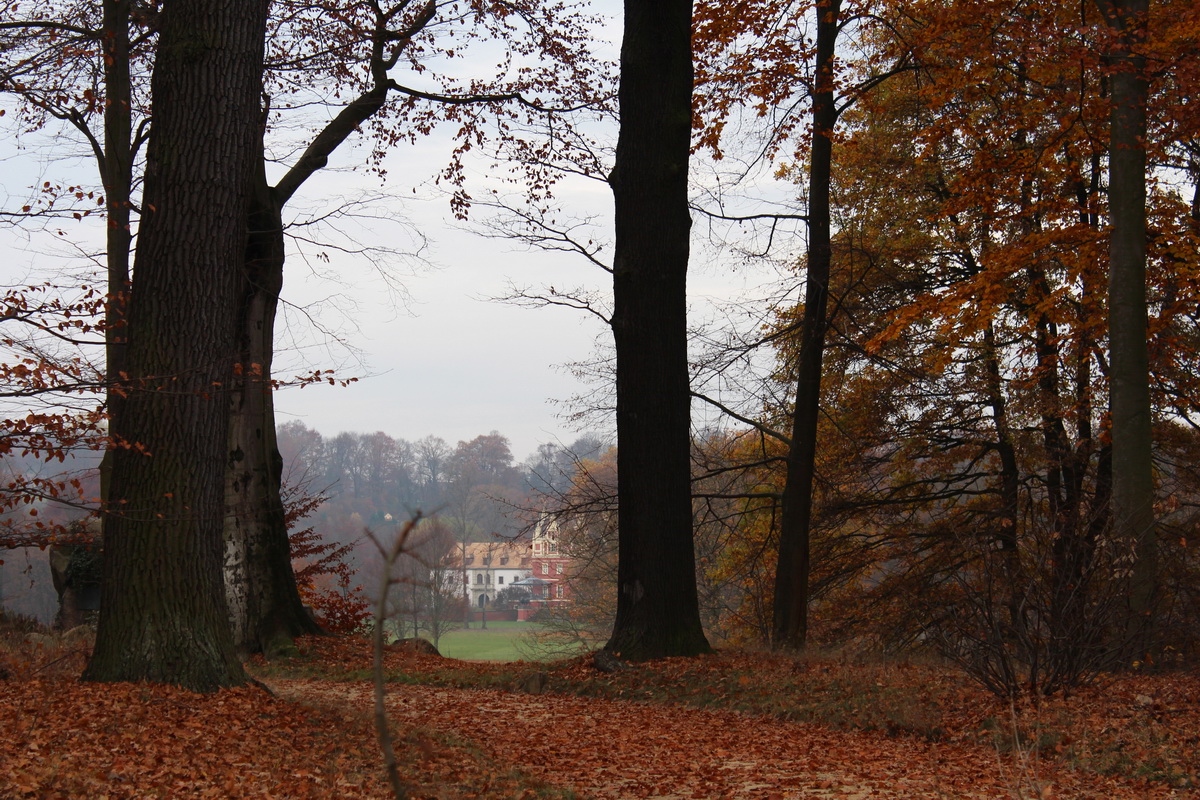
top-left (2, 632), bottom-right (1199, 799)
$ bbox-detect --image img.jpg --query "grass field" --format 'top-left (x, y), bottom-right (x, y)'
top-left (433, 621), bottom-right (579, 662)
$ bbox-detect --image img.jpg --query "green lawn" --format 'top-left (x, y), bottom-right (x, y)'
top-left (432, 621), bottom-right (578, 662)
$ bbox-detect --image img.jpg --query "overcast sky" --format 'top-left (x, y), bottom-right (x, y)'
top-left (0, 1), bottom-right (799, 464)
top-left (269, 160), bottom-right (616, 460)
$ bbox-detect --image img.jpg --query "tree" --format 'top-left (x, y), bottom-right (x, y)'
top-left (605, 0), bottom-right (710, 660)
top-left (770, 0), bottom-right (841, 651)
top-left (83, 0), bottom-right (270, 690)
top-left (0, 1), bottom-right (151, 518)
top-left (221, 0), bottom-right (604, 654)
top-left (690, 0), bottom-right (909, 650)
top-left (222, 0), bottom-right (439, 655)
top-left (1096, 0), bottom-right (1156, 651)
top-left (381, 518), bottom-right (459, 648)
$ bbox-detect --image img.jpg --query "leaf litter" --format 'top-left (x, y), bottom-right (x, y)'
top-left (1, 634), bottom-right (1198, 798)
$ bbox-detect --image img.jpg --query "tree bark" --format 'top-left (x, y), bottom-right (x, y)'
top-left (772, 0), bottom-right (841, 651)
top-left (1095, 0), bottom-right (1156, 651)
top-left (982, 322), bottom-right (1024, 631)
top-left (604, 0), bottom-right (710, 660)
top-left (102, 0), bottom-right (131, 430)
top-left (223, 151), bottom-right (323, 655)
top-left (84, 0), bottom-right (269, 692)
top-left (97, 0), bottom-right (132, 505)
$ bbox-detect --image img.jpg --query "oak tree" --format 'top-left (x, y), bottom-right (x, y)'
top-left (83, 0), bottom-right (271, 690)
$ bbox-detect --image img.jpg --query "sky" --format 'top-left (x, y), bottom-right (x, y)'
top-left (258, 3), bottom-right (632, 461)
top-left (268, 165), bottom-right (614, 460)
top-left (0, 141), bottom-right (617, 462)
top-left (0, 1), bottom-right (798, 464)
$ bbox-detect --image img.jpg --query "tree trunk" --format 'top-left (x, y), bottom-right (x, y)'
top-left (772, 0), bottom-right (841, 651)
top-left (98, 0), bottom-right (132, 503)
top-left (218, 50), bottom-right (391, 656)
top-left (982, 322), bottom-right (1024, 631)
top-left (223, 153), bottom-right (323, 656)
top-left (84, 0), bottom-right (269, 692)
top-left (219, 25), bottom-right (399, 653)
top-left (604, 0), bottom-right (710, 660)
top-left (1096, 0), bottom-right (1156, 651)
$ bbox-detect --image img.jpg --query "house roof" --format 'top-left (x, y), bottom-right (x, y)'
top-left (458, 540), bottom-right (531, 569)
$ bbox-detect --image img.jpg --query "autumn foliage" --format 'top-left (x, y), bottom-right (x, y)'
top-left (0, 283), bottom-right (109, 551)
top-left (285, 484), bottom-right (373, 635)
top-left (673, 0), bottom-right (1200, 695)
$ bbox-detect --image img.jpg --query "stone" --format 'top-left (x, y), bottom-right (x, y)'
top-left (392, 637), bottom-right (441, 656)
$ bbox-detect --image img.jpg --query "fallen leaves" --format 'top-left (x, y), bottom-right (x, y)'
top-left (3, 634), bottom-right (1199, 798)
top-left (0, 674), bottom-right (570, 798)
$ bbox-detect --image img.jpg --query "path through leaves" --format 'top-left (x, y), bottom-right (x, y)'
top-left (269, 677), bottom-right (1188, 799)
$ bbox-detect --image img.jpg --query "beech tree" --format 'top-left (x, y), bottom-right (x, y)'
top-left (1095, 0), bottom-right (1156, 650)
top-left (0, 0), bottom-right (150, 508)
top-left (604, 0), bottom-right (710, 660)
top-left (83, 0), bottom-right (270, 690)
top-left (768, 0), bottom-right (841, 651)
top-left (691, 0), bottom-right (908, 649)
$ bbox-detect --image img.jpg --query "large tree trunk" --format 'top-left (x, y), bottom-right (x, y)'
top-left (84, 0), bottom-right (269, 692)
top-left (604, 0), bottom-right (710, 660)
top-left (772, 0), bottom-right (841, 651)
top-left (224, 154), bottom-right (323, 656)
top-left (1095, 0), bottom-right (1156, 651)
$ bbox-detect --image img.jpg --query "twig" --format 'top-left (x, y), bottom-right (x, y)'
top-left (372, 512), bottom-right (422, 800)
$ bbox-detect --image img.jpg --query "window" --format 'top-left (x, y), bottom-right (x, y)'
top-left (498, 576), bottom-right (505, 585)
top-left (556, 563), bottom-right (563, 575)
top-left (475, 574), bottom-right (483, 585)
top-left (556, 584), bottom-right (563, 599)
top-left (500, 556), bottom-right (508, 565)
